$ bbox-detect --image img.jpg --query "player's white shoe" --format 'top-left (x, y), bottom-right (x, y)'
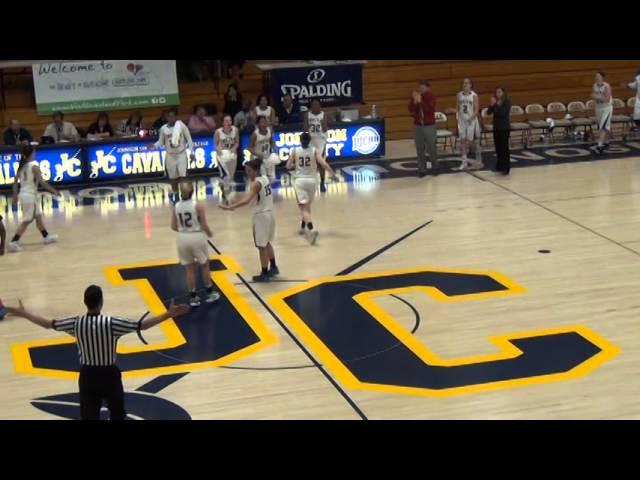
top-left (44, 234), bottom-right (58, 245)
top-left (308, 230), bottom-right (319, 245)
top-left (205, 291), bottom-right (221, 303)
top-left (7, 241), bottom-right (22, 253)
top-left (454, 161), bottom-right (469, 172)
top-left (190, 296), bottom-right (201, 307)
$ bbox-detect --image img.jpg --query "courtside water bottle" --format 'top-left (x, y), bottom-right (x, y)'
top-left (371, 104), bottom-right (377, 118)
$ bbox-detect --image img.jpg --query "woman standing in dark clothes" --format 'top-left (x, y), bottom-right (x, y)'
top-left (487, 87), bottom-right (511, 175)
top-left (223, 84), bottom-right (243, 118)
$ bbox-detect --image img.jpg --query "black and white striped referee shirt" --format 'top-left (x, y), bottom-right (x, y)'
top-left (52, 314), bottom-right (139, 366)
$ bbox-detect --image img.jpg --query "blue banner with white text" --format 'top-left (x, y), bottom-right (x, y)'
top-left (0, 119), bottom-right (384, 188)
top-left (0, 146), bottom-right (84, 186)
top-left (270, 63), bottom-right (363, 107)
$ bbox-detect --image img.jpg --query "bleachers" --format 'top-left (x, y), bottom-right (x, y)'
top-left (1, 60), bottom-right (639, 142)
top-left (362, 60), bottom-right (640, 140)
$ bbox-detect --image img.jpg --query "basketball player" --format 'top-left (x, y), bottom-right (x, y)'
top-left (592, 72), bottom-right (613, 154)
top-left (171, 181), bottom-right (221, 307)
top-left (151, 108), bottom-right (195, 202)
top-left (219, 158), bottom-right (278, 283)
top-left (450, 78), bottom-right (482, 170)
top-left (214, 115), bottom-right (240, 205)
top-left (286, 132), bottom-right (338, 245)
top-left (0, 214), bottom-right (5, 256)
top-left (7, 145), bottom-right (60, 253)
top-left (304, 99), bottom-right (329, 192)
top-left (248, 116), bottom-right (279, 184)
top-left (253, 95), bottom-right (276, 127)
top-left (625, 68), bottom-right (640, 130)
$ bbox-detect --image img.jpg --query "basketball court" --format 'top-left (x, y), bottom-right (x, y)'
top-left (1, 140), bottom-right (639, 419)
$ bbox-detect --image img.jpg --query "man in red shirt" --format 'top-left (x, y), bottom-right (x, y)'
top-left (408, 80), bottom-right (438, 177)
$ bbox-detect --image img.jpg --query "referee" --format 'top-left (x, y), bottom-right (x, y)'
top-left (5, 285), bottom-right (189, 420)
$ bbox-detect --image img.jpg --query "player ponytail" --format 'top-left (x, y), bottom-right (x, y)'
top-left (245, 158), bottom-right (262, 173)
top-left (300, 132), bottom-right (311, 149)
top-left (179, 181), bottom-right (194, 200)
top-left (17, 144), bottom-right (35, 178)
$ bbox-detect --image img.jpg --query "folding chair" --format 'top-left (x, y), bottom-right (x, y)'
top-left (567, 101), bottom-right (592, 141)
top-left (480, 107), bottom-right (493, 147)
top-left (510, 105), bottom-right (531, 147)
top-left (612, 98), bottom-right (632, 138)
top-left (526, 103), bottom-right (552, 143)
top-left (435, 112), bottom-right (455, 153)
top-left (546, 102), bottom-right (574, 141)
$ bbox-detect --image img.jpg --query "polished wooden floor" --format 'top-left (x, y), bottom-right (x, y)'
top-left (1, 144), bottom-right (640, 419)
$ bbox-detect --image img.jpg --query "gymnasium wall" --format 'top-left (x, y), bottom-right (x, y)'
top-left (1, 60), bottom-right (638, 141)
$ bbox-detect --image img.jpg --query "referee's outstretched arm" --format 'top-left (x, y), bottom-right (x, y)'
top-left (5, 300), bottom-right (55, 328)
top-left (5, 300), bottom-right (190, 330)
top-left (140, 302), bottom-right (190, 330)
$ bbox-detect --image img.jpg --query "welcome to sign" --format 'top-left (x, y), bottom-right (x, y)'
top-left (32, 60), bottom-right (179, 115)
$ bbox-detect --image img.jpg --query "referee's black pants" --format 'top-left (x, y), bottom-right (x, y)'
top-left (79, 365), bottom-right (126, 420)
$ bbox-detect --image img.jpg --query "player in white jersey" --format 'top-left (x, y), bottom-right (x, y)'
top-left (7, 145), bottom-right (61, 253)
top-left (214, 115), bottom-right (240, 205)
top-left (286, 132), bottom-right (338, 245)
top-left (592, 72), bottom-right (613, 154)
top-left (150, 108), bottom-right (195, 202)
top-left (219, 158), bottom-right (278, 283)
top-left (624, 68), bottom-right (640, 129)
top-left (248, 115), bottom-right (280, 184)
top-left (449, 78), bottom-right (482, 170)
top-left (304, 99), bottom-right (330, 192)
top-left (252, 94), bottom-right (276, 127)
top-left (171, 181), bottom-right (220, 307)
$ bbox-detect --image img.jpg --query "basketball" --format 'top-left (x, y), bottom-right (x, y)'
top-left (267, 152), bottom-right (280, 165)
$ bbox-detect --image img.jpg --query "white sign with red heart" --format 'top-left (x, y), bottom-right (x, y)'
top-left (32, 60), bottom-right (179, 114)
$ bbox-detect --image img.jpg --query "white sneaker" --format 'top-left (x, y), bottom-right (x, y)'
top-left (308, 230), bottom-right (319, 245)
top-left (190, 296), bottom-right (201, 307)
top-left (205, 291), bottom-right (221, 303)
top-left (44, 234), bottom-right (58, 245)
top-left (7, 241), bottom-right (22, 253)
